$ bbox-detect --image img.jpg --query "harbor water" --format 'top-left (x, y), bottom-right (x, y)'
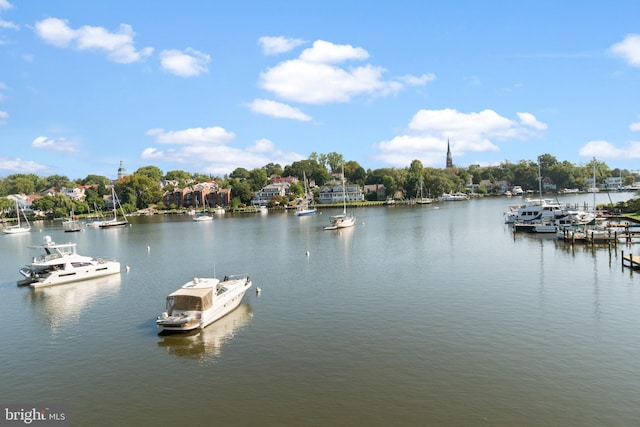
top-left (1, 192), bottom-right (639, 426)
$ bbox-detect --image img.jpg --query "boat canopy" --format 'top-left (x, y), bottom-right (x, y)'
top-left (167, 287), bottom-right (212, 312)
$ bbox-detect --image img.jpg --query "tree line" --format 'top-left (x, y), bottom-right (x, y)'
top-left (1, 152), bottom-right (639, 218)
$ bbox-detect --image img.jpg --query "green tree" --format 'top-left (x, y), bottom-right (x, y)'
top-left (7, 174), bottom-right (38, 195)
top-left (116, 174), bottom-right (163, 210)
top-left (45, 174), bottom-right (73, 189)
top-left (165, 170), bottom-right (192, 182)
top-left (135, 165), bottom-right (164, 182)
top-left (230, 168), bottom-right (250, 180)
top-left (262, 163), bottom-right (283, 177)
top-left (78, 174), bottom-right (111, 186)
top-left (325, 152), bottom-right (344, 173)
top-left (248, 168), bottom-right (268, 191)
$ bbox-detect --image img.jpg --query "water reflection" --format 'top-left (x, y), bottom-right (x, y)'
top-left (157, 303), bottom-right (253, 362)
top-left (26, 274), bottom-right (122, 331)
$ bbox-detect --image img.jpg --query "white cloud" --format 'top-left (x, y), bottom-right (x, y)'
top-left (0, 110), bottom-right (7, 125)
top-left (259, 36), bottom-right (306, 55)
top-left (247, 99), bottom-right (312, 121)
top-left (374, 108), bottom-right (547, 167)
top-left (0, 0), bottom-right (13, 10)
top-left (0, 157), bottom-right (49, 173)
top-left (0, 18), bottom-right (18, 30)
top-left (143, 126), bottom-right (304, 175)
top-left (579, 140), bottom-right (640, 160)
top-left (299, 40), bottom-right (369, 64)
top-left (609, 34), bottom-right (640, 67)
top-left (259, 39), bottom-right (432, 105)
top-left (399, 73), bottom-right (437, 86)
top-left (31, 136), bottom-right (78, 152)
top-left (146, 126), bottom-right (234, 144)
top-left (34, 17), bottom-right (153, 63)
top-left (630, 114), bottom-right (640, 131)
top-left (160, 48), bottom-right (210, 77)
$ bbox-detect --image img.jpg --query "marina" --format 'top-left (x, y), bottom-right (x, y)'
top-left (1, 191), bottom-right (640, 426)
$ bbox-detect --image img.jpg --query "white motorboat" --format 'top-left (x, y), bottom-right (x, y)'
top-left (156, 273), bottom-right (252, 333)
top-left (18, 236), bottom-right (121, 288)
top-left (439, 192), bottom-right (469, 201)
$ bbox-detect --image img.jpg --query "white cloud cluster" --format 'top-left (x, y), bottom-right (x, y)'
top-left (143, 126), bottom-right (304, 175)
top-left (374, 108), bottom-right (547, 167)
top-left (579, 140), bottom-right (640, 160)
top-left (259, 36), bottom-right (306, 55)
top-left (252, 39), bottom-right (434, 121)
top-left (247, 99), bottom-right (312, 121)
top-left (34, 17), bottom-right (153, 63)
top-left (0, 110), bottom-right (7, 125)
top-left (31, 135), bottom-right (78, 152)
top-left (0, 156), bottom-right (48, 173)
top-left (160, 48), bottom-right (210, 77)
top-left (609, 34), bottom-right (640, 67)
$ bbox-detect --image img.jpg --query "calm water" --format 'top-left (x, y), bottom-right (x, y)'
top-left (2, 193), bottom-right (640, 426)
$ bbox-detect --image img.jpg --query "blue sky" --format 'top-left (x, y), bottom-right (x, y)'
top-left (1, 1), bottom-right (640, 180)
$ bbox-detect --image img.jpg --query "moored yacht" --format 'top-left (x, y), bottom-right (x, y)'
top-left (18, 236), bottom-right (121, 287)
top-left (156, 273), bottom-right (252, 333)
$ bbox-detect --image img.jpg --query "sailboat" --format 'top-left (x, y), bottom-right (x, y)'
top-left (193, 197), bottom-right (213, 222)
top-left (324, 165), bottom-right (356, 230)
top-left (62, 209), bottom-right (82, 232)
top-left (99, 187), bottom-right (128, 228)
top-left (3, 200), bottom-right (31, 234)
top-left (415, 176), bottom-right (433, 204)
top-left (295, 171), bottom-right (317, 216)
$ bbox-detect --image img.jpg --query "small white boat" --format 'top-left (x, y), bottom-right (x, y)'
top-left (295, 172), bottom-right (317, 216)
top-left (325, 164), bottom-right (355, 230)
top-left (100, 187), bottom-right (128, 228)
top-left (193, 212), bottom-right (213, 222)
top-left (3, 200), bottom-right (31, 234)
top-left (18, 236), bottom-right (121, 287)
top-left (156, 273), bottom-right (252, 333)
top-left (439, 192), bottom-right (469, 201)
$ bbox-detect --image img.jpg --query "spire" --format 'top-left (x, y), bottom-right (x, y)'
top-left (446, 139), bottom-right (453, 168)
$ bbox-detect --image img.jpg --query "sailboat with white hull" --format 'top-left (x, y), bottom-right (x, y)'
top-left (3, 200), bottom-right (31, 234)
top-left (324, 165), bottom-right (356, 230)
top-left (99, 187), bottom-right (128, 228)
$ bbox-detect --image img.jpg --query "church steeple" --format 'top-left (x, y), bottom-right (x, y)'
top-left (446, 139), bottom-right (453, 168)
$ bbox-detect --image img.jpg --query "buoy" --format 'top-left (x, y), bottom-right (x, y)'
top-left (125, 266), bottom-right (130, 272)
top-left (256, 287), bottom-right (262, 294)
top-left (147, 245), bottom-right (150, 251)
top-left (306, 250), bottom-right (310, 257)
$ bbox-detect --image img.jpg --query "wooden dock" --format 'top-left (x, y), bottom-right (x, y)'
top-left (622, 251), bottom-right (640, 270)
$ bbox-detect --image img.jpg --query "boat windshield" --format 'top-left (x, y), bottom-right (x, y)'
top-left (166, 288), bottom-right (212, 313)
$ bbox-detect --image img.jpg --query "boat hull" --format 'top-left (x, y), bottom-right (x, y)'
top-left (157, 276), bottom-right (252, 333)
top-left (21, 262), bottom-right (121, 288)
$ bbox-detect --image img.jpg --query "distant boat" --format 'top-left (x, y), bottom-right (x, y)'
top-left (295, 171), bottom-right (317, 216)
top-left (439, 192), bottom-right (469, 201)
top-left (324, 164), bottom-right (356, 230)
top-left (156, 273), bottom-right (252, 333)
top-left (99, 187), bottom-right (128, 228)
top-left (415, 176), bottom-right (433, 204)
top-left (2, 200), bottom-right (31, 234)
top-left (62, 210), bottom-right (82, 232)
top-left (193, 199), bottom-right (213, 222)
